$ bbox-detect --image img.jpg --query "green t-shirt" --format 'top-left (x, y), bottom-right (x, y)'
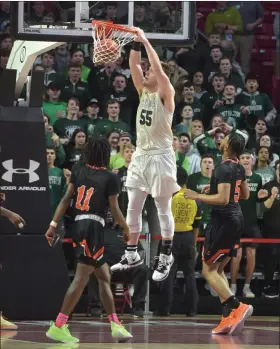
top-left (194, 133), bottom-right (222, 165)
top-left (239, 172), bottom-right (262, 225)
top-left (93, 119), bottom-right (131, 137)
top-left (43, 100), bottom-right (67, 126)
top-left (254, 167), bottom-right (276, 186)
top-left (175, 152), bottom-right (190, 174)
top-left (187, 172), bottom-right (211, 227)
top-left (110, 153), bottom-right (125, 170)
top-left (216, 104), bottom-right (245, 129)
top-left (48, 167), bottom-right (66, 217)
top-left (237, 91), bottom-right (274, 126)
top-left (54, 118), bottom-right (88, 139)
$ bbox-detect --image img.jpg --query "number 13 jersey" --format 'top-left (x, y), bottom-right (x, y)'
top-left (136, 88), bottom-right (173, 151)
top-left (209, 159), bottom-right (246, 216)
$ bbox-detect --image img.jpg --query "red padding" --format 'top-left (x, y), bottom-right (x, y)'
top-left (63, 236), bottom-right (280, 244)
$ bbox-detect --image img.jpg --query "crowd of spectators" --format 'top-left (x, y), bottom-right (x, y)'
top-left (1, 1), bottom-right (280, 316)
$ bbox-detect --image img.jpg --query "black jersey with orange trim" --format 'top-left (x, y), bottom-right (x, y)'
top-left (209, 158), bottom-right (246, 216)
top-left (70, 163), bottom-right (120, 218)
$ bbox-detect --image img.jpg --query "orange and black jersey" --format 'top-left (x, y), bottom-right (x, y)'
top-left (70, 163), bottom-right (120, 219)
top-left (210, 159), bottom-right (246, 216)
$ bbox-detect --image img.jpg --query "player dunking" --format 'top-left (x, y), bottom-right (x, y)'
top-left (185, 133), bottom-right (253, 335)
top-left (111, 28), bottom-right (180, 282)
top-left (45, 137), bottom-right (132, 344)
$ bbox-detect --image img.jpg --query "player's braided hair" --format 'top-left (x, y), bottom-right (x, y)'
top-left (82, 136), bottom-right (111, 168)
top-left (228, 133), bottom-right (245, 159)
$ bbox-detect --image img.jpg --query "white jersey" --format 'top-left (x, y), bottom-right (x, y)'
top-left (136, 88), bottom-right (173, 151)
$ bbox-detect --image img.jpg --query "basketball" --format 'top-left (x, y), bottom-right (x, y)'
top-left (94, 39), bottom-right (120, 64)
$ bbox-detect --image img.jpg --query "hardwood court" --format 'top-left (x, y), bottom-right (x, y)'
top-left (1, 315), bottom-right (279, 349)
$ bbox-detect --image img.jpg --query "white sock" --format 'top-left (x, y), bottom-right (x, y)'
top-left (243, 283), bottom-right (250, 290)
top-left (231, 283), bottom-right (237, 291)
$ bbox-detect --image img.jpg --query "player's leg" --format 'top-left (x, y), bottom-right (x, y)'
top-left (111, 188), bottom-right (148, 272)
top-left (230, 247), bottom-right (243, 295)
top-left (94, 263), bottom-right (133, 341)
top-left (46, 262), bottom-right (94, 343)
top-left (152, 196), bottom-right (175, 282)
top-left (243, 246), bottom-right (256, 297)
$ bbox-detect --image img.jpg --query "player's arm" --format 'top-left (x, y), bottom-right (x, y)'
top-left (185, 183), bottom-right (231, 206)
top-left (134, 28), bottom-right (174, 109)
top-left (129, 42), bottom-right (144, 95)
top-left (45, 183), bottom-right (75, 245)
top-left (239, 180), bottom-right (250, 200)
top-left (0, 206), bottom-right (25, 227)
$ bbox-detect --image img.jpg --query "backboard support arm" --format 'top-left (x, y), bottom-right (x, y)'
top-left (7, 40), bottom-right (63, 99)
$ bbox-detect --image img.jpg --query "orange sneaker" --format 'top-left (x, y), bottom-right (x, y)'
top-left (228, 303), bottom-right (253, 335)
top-left (211, 313), bottom-right (235, 335)
top-left (0, 312), bottom-right (18, 330)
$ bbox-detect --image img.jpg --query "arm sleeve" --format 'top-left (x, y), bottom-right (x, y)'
top-left (107, 173), bottom-right (121, 197)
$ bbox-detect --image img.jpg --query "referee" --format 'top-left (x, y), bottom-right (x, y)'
top-left (154, 167), bottom-right (201, 316)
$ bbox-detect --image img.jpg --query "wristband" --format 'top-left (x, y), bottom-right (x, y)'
top-left (132, 42), bottom-right (141, 51)
top-left (50, 220), bottom-right (57, 228)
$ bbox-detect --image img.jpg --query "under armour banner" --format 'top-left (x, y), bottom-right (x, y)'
top-left (0, 107), bottom-right (51, 234)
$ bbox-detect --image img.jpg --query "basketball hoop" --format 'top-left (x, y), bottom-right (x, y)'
top-left (92, 20), bottom-right (137, 64)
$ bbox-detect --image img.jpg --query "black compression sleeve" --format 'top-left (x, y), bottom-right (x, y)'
top-left (132, 42), bottom-right (141, 51)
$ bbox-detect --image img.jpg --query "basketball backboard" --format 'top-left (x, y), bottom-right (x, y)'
top-left (10, 1), bottom-right (196, 47)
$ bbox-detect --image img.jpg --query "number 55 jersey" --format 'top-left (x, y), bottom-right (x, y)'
top-left (126, 89), bottom-right (180, 197)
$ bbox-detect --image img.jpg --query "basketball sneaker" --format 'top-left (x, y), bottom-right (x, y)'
top-left (111, 322), bottom-right (133, 342)
top-left (152, 253), bottom-right (174, 282)
top-left (111, 251), bottom-right (143, 272)
top-left (0, 313), bottom-right (18, 330)
top-left (46, 321), bottom-right (79, 343)
top-left (228, 303), bottom-right (253, 335)
top-left (212, 313), bottom-right (235, 335)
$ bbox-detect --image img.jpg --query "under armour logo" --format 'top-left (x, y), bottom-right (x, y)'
top-left (2, 160), bottom-right (40, 183)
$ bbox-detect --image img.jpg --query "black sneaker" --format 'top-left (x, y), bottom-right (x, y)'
top-left (91, 307), bottom-right (102, 317)
top-left (153, 310), bottom-right (170, 317)
top-left (262, 286), bottom-right (279, 299)
top-left (186, 312), bottom-right (197, 317)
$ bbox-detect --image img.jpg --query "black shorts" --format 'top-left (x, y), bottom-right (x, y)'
top-left (202, 213), bottom-right (243, 264)
top-left (241, 224), bottom-right (262, 248)
top-left (72, 215), bottom-right (106, 268)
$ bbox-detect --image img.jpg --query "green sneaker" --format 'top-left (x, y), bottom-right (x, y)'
top-left (46, 321), bottom-right (79, 344)
top-left (111, 321), bottom-right (133, 342)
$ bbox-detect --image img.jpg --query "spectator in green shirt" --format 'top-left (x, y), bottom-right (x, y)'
top-left (173, 105), bottom-right (194, 135)
top-left (205, 1), bottom-right (243, 37)
top-left (47, 147), bottom-right (66, 217)
top-left (43, 82), bottom-right (67, 126)
top-left (110, 132), bottom-right (132, 170)
top-left (44, 115), bottom-right (65, 167)
top-left (65, 48), bottom-right (90, 83)
top-left (54, 97), bottom-right (88, 146)
top-left (93, 99), bottom-right (131, 137)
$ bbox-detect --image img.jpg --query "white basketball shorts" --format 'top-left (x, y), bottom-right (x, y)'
top-left (125, 147), bottom-right (180, 198)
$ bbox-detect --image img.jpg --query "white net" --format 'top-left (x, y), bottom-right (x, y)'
top-left (92, 22), bottom-right (135, 64)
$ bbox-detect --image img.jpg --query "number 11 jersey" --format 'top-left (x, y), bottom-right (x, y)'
top-left (70, 163), bottom-right (120, 218)
top-left (136, 89), bottom-right (173, 151)
top-left (209, 159), bottom-right (246, 216)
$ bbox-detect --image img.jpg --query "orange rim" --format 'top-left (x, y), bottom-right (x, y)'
top-left (92, 20), bottom-right (137, 34)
